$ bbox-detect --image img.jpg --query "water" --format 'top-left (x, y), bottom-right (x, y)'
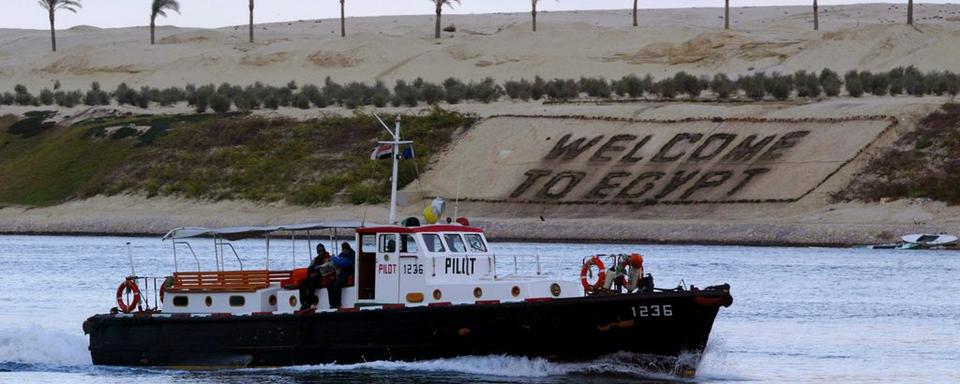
top-left (1, 235), bottom-right (958, 383)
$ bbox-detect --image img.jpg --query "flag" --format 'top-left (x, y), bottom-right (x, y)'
top-left (370, 144), bottom-right (393, 160)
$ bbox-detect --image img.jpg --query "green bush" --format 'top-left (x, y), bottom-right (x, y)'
top-left (531, 76), bottom-right (546, 100)
top-left (612, 74), bottom-right (650, 98)
top-left (468, 78), bottom-right (503, 103)
top-left (504, 79), bottom-right (533, 101)
top-left (820, 69), bottom-right (842, 97)
top-left (7, 111), bottom-right (56, 137)
top-left (39, 88), bottom-right (54, 105)
top-left (904, 66), bottom-right (927, 96)
top-left (674, 72), bottom-right (703, 99)
top-left (844, 70), bottom-right (864, 97)
top-left (709, 74), bottom-right (736, 99)
top-left (14, 84), bottom-right (36, 105)
top-left (654, 78), bottom-right (678, 99)
top-left (210, 94), bottom-right (231, 113)
top-left (579, 77), bottom-right (611, 98)
top-left (766, 73), bottom-right (794, 101)
top-left (738, 73), bottom-right (767, 100)
top-left (443, 77), bottom-right (468, 104)
top-left (794, 70), bottom-right (821, 98)
top-left (545, 78), bottom-right (579, 100)
top-left (0, 92), bottom-right (13, 105)
top-left (394, 80), bottom-right (419, 107)
top-left (888, 67), bottom-right (905, 96)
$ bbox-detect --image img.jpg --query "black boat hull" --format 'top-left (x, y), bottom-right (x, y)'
top-left (84, 287), bottom-right (732, 374)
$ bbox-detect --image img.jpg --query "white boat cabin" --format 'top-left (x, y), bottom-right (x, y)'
top-left (155, 222), bottom-right (581, 315)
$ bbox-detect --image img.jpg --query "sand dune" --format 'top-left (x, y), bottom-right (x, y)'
top-left (2, 4), bottom-right (960, 92)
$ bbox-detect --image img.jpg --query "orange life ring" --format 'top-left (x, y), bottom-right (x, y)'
top-left (580, 256), bottom-right (606, 292)
top-left (116, 278), bottom-right (141, 313)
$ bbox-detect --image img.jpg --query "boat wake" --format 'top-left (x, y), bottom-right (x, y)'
top-left (0, 326), bottom-right (91, 369)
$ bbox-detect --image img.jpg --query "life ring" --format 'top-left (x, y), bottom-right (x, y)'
top-left (159, 276), bottom-right (175, 304)
top-left (580, 256), bottom-right (606, 292)
top-left (116, 278), bottom-right (141, 313)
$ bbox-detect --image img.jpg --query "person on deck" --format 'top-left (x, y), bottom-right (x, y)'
top-left (328, 242), bottom-right (356, 308)
top-left (299, 244), bottom-right (333, 310)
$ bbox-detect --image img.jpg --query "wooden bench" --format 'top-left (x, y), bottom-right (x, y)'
top-left (168, 270), bottom-right (275, 293)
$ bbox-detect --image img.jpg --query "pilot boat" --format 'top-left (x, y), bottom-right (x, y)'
top-left (83, 116), bottom-right (732, 376)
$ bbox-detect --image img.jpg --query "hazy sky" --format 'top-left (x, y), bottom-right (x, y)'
top-left (3, 1), bottom-right (954, 30)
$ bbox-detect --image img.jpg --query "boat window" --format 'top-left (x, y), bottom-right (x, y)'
top-left (916, 235), bottom-right (938, 242)
top-left (464, 234), bottom-right (487, 252)
top-left (379, 234), bottom-right (397, 253)
top-left (401, 234), bottom-right (418, 253)
top-left (444, 234), bottom-right (467, 253)
top-left (361, 234), bottom-right (376, 253)
top-left (172, 296), bottom-right (188, 307)
top-left (422, 234), bottom-right (445, 252)
top-left (229, 296), bottom-right (246, 307)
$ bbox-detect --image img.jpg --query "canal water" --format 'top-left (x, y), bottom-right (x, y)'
top-left (0, 235), bottom-right (958, 383)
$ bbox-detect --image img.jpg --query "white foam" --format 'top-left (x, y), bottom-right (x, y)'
top-left (0, 326), bottom-right (91, 366)
top-left (281, 353), bottom-right (678, 379)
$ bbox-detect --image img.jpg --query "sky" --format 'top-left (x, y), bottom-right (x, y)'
top-left (3, 1), bottom-right (955, 30)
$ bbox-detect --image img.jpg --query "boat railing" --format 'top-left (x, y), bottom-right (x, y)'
top-left (171, 241), bottom-right (201, 272)
top-left (490, 253), bottom-right (542, 279)
top-left (122, 275), bottom-right (165, 313)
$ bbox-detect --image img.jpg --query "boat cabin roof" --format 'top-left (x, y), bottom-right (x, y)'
top-left (162, 221), bottom-right (373, 241)
top-left (162, 222), bottom-right (484, 242)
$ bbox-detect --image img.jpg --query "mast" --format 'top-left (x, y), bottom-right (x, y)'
top-left (389, 115), bottom-right (401, 225)
top-left (376, 114), bottom-right (412, 225)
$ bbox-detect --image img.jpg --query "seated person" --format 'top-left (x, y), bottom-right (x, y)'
top-left (327, 242), bottom-right (356, 308)
top-left (299, 244), bottom-right (333, 310)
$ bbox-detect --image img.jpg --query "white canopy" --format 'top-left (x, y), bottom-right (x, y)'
top-left (162, 221), bottom-right (372, 241)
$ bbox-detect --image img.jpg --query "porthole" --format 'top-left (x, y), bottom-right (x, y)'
top-left (473, 287), bottom-right (483, 299)
top-left (229, 296), bottom-right (246, 307)
top-left (268, 295), bottom-right (277, 306)
top-left (433, 289), bottom-right (442, 300)
top-left (172, 296), bottom-right (189, 307)
top-left (550, 283), bottom-right (562, 297)
top-left (205, 296), bottom-right (213, 307)
top-left (289, 296), bottom-right (298, 308)
top-left (511, 286), bottom-right (521, 297)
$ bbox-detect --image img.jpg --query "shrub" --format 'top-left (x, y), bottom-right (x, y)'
top-left (888, 67), bottom-right (905, 96)
top-left (739, 73), bottom-right (767, 100)
top-left (903, 66), bottom-right (927, 96)
top-left (468, 77), bottom-right (503, 103)
top-left (0, 92), bottom-right (13, 105)
top-left (862, 71), bottom-right (889, 96)
top-left (7, 111), bottom-right (56, 137)
top-left (323, 77), bottom-right (344, 105)
top-left (820, 69), bottom-right (842, 97)
top-left (39, 88), bottom-right (54, 105)
top-left (418, 81), bottom-right (445, 105)
top-left (531, 76), bottom-right (546, 100)
top-left (674, 71), bottom-right (703, 99)
top-left (287, 80), bottom-right (298, 90)
top-left (292, 93), bottom-right (311, 109)
top-left (613, 74), bottom-right (649, 98)
top-left (210, 93), bottom-right (231, 113)
top-left (579, 77), bottom-right (611, 98)
top-left (371, 81), bottom-right (390, 107)
top-left (14, 84), bottom-right (35, 105)
top-left (766, 73), bottom-right (794, 101)
top-left (709, 74), bottom-right (736, 99)
top-left (56, 90), bottom-right (82, 107)
top-left (394, 80), bottom-right (419, 107)
top-left (443, 77), bottom-right (468, 104)
top-left (264, 95), bottom-right (280, 110)
top-left (844, 70), bottom-right (864, 97)
top-left (654, 78), bottom-right (678, 99)
top-left (544, 78), bottom-right (579, 100)
top-left (504, 79), bottom-right (533, 101)
top-left (794, 70), bottom-right (821, 98)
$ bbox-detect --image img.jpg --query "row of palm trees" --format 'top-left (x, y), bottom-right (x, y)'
top-left (39, 0), bottom-right (921, 52)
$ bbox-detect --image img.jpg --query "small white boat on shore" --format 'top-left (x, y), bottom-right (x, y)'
top-left (900, 233), bottom-right (959, 247)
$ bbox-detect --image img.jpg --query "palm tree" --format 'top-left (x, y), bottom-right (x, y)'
top-left (150, 0), bottom-right (180, 45)
top-left (432, 0), bottom-right (459, 39)
top-left (907, 0), bottom-right (914, 25)
top-left (248, 0), bottom-right (255, 43)
top-left (633, 0), bottom-right (638, 27)
top-left (724, 0), bottom-right (730, 30)
top-left (813, 0), bottom-right (819, 30)
top-left (38, 0), bottom-right (81, 52)
top-left (339, 0), bottom-right (346, 37)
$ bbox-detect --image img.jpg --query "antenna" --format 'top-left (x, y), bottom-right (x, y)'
top-left (374, 113), bottom-right (412, 225)
top-left (125, 242), bottom-right (137, 277)
top-left (453, 160), bottom-right (464, 218)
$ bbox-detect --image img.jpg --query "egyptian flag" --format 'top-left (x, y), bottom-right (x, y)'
top-left (370, 144), bottom-right (393, 160)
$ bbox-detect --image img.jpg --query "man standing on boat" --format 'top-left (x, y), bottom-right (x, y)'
top-left (328, 242), bottom-right (356, 308)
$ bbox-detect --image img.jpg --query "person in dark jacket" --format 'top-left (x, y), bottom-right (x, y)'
top-left (299, 244), bottom-right (332, 310)
top-left (327, 242), bottom-right (356, 308)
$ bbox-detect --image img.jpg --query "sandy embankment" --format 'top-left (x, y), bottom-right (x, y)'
top-left (3, 5), bottom-right (960, 244)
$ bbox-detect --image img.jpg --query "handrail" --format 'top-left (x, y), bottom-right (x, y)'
top-left (173, 241), bottom-right (201, 272)
top-left (491, 253), bottom-right (542, 280)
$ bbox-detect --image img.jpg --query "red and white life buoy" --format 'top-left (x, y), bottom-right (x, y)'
top-left (580, 256), bottom-right (606, 292)
top-left (116, 278), bottom-right (141, 313)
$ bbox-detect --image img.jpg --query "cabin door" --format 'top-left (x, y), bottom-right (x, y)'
top-left (374, 233), bottom-right (400, 303)
top-left (398, 234), bottom-right (424, 304)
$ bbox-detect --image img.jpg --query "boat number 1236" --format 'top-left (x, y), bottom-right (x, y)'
top-left (632, 305), bottom-right (672, 317)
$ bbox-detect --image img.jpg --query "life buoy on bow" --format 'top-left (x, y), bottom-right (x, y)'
top-left (116, 278), bottom-right (141, 313)
top-left (580, 256), bottom-right (606, 292)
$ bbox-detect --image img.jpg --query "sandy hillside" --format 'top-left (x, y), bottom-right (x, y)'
top-left (2, 4), bottom-right (960, 92)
